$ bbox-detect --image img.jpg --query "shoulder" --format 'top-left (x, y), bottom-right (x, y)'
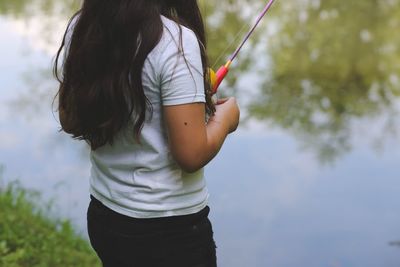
top-left (161, 15), bottom-right (197, 41)
top-left (144, 16), bottom-right (204, 93)
top-left (156, 15), bottom-right (199, 53)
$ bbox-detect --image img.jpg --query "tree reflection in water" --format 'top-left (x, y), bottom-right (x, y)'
top-left (0, 0), bottom-right (80, 47)
top-left (0, 0), bottom-right (80, 119)
top-left (2, 0), bottom-right (400, 163)
top-left (249, 0), bottom-right (400, 162)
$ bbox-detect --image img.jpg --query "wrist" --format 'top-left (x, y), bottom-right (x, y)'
top-left (207, 114), bottom-right (230, 135)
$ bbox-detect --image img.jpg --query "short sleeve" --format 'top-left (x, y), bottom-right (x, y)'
top-left (158, 25), bottom-right (206, 106)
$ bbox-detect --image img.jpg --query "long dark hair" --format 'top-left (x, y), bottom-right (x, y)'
top-left (54, 0), bottom-right (215, 150)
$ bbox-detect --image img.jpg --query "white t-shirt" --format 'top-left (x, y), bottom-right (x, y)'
top-left (89, 16), bottom-right (209, 218)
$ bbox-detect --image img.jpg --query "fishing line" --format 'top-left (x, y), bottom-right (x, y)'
top-left (209, 0), bottom-right (276, 94)
top-left (211, 22), bottom-right (250, 69)
top-left (200, 1), bottom-right (246, 69)
top-left (229, 0), bottom-right (275, 62)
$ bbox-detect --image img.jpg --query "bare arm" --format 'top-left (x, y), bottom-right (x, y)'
top-left (163, 97), bottom-right (240, 173)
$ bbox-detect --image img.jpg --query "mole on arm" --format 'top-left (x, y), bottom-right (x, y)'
top-left (184, 122), bottom-right (188, 126)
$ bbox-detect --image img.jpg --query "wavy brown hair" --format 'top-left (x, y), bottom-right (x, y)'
top-left (54, 0), bottom-right (215, 150)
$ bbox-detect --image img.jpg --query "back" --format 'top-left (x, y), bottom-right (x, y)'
top-left (89, 16), bottom-right (209, 218)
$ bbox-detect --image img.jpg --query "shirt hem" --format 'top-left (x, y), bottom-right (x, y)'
top-left (89, 187), bottom-right (209, 219)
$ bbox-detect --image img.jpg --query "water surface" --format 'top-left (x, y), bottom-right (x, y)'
top-left (0, 1), bottom-right (399, 266)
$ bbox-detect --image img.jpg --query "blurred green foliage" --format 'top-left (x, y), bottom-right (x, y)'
top-left (0, 180), bottom-right (100, 267)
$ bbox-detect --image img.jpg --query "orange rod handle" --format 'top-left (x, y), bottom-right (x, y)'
top-left (212, 65), bottom-right (229, 94)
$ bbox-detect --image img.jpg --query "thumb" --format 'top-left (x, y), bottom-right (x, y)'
top-left (216, 97), bottom-right (230, 105)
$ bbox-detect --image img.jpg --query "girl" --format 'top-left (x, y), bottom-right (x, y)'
top-left (54, 0), bottom-right (240, 266)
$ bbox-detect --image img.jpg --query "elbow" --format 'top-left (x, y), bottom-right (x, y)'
top-left (173, 154), bottom-right (205, 174)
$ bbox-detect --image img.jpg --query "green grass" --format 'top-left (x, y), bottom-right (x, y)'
top-left (0, 181), bottom-right (101, 267)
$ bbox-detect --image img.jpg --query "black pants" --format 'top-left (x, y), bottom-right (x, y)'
top-left (87, 196), bottom-right (217, 267)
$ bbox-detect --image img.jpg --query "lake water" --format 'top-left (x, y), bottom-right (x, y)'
top-left (1, 1), bottom-right (399, 266)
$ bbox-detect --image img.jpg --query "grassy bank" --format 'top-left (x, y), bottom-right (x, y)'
top-left (0, 181), bottom-right (101, 267)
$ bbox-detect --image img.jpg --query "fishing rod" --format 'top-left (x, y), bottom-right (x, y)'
top-left (209, 0), bottom-right (276, 94)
